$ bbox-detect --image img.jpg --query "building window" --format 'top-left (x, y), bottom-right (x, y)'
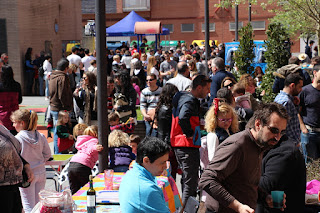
top-left (229, 22), bottom-right (243, 31)
top-left (181, 23), bottom-right (194, 32)
top-left (251, 21), bottom-right (266, 30)
top-left (163, 24), bottom-right (174, 33)
top-left (201, 23), bottom-right (215, 32)
top-left (123, 0), bottom-right (150, 12)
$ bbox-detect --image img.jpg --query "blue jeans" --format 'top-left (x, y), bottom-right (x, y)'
top-left (302, 130), bottom-right (320, 161)
top-left (44, 75), bottom-right (50, 97)
top-left (144, 120), bottom-right (157, 137)
top-left (50, 110), bottom-right (60, 154)
top-left (38, 75), bottom-right (44, 96)
top-left (75, 72), bottom-right (81, 85)
top-left (300, 132), bottom-right (309, 163)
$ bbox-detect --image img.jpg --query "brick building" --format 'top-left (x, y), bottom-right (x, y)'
top-left (0, 0), bottom-right (82, 93)
top-left (81, 0), bottom-right (300, 53)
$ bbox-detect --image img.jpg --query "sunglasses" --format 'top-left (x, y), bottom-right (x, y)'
top-left (224, 83), bottom-right (234, 88)
top-left (267, 125), bottom-right (286, 136)
top-left (146, 79), bottom-right (156, 82)
top-left (218, 118), bottom-right (233, 123)
top-left (83, 77), bottom-right (87, 80)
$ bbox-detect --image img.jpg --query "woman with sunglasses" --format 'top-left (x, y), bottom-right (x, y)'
top-left (221, 76), bottom-right (237, 90)
top-left (73, 72), bottom-right (98, 125)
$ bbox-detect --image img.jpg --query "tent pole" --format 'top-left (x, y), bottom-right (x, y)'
top-left (137, 35), bottom-right (140, 52)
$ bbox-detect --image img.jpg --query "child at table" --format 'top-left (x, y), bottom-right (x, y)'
top-left (10, 109), bottom-right (52, 213)
top-left (68, 125), bottom-right (103, 194)
top-left (108, 112), bottom-right (135, 134)
top-left (108, 130), bottom-right (135, 172)
top-left (56, 110), bottom-right (74, 154)
top-left (71, 123), bottom-right (88, 153)
top-left (129, 134), bottom-right (141, 157)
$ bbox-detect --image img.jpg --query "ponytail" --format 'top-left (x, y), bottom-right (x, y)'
top-left (10, 109), bottom-right (38, 131)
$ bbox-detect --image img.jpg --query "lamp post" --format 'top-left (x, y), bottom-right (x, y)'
top-left (205, 0), bottom-right (210, 75)
top-left (249, 2), bottom-right (252, 22)
top-left (95, 0), bottom-right (108, 172)
top-left (235, 4), bottom-right (239, 41)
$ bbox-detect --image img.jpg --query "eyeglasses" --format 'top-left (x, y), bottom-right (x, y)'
top-left (83, 77), bottom-right (87, 80)
top-left (218, 118), bottom-right (233, 123)
top-left (224, 83), bottom-right (234, 88)
top-left (146, 79), bottom-right (156, 82)
top-left (267, 125), bottom-right (286, 136)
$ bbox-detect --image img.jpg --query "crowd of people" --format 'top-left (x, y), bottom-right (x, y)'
top-left (0, 39), bottom-right (320, 213)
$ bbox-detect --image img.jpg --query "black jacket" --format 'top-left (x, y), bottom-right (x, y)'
top-left (257, 138), bottom-right (306, 213)
top-left (157, 105), bottom-right (172, 145)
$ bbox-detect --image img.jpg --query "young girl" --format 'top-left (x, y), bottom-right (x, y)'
top-left (71, 123), bottom-right (88, 154)
top-left (11, 109), bottom-right (51, 213)
top-left (56, 111), bottom-right (74, 154)
top-left (108, 130), bottom-right (135, 172)
top-left (68, 125), bottom-right (103, 194)
top-left (203, 100), bottom-right (239, 166)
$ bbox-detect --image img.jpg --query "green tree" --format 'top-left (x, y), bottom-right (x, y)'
top-left (217, 0), bottom-right (320, 43)
top-left (259, 22), bottom-right (291, 103)
top-left (234, 23), bottom-right (255, 76)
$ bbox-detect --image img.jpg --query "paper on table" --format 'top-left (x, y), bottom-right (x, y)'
top-left (96, 190), bottom-right (119, 204)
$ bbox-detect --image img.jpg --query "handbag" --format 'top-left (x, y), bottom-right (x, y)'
top-left (0, 130), bottom-right (31, 188)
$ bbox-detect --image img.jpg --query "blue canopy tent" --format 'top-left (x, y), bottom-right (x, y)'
top-left (106, 11), bottom-right (169, 50)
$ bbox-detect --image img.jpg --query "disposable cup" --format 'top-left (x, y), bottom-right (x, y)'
top-left (104, 169), bottom-right (114, 190)
top-left (271, 190), bottom-right (284, 209)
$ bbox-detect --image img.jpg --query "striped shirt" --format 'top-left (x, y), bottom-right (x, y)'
top-left (274, 91), bottom-right (300, 144)
top-left (140, 87), bottom-right (162, 112)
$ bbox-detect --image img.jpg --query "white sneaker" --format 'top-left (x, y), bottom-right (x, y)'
top-left (45, 97), bottom-right (49, 101)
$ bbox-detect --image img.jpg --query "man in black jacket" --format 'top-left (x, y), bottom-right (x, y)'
top-left (257, 136), bottom-right (306, 213)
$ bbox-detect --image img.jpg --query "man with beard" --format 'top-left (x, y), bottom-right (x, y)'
top-left (199, 103), bottom-right (288, 213)
top-left (274, 73), bottom-right (303, 145)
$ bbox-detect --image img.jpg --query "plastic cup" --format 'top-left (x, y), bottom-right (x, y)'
top-left (271, 191), bottom-right (284, 209)
top-left (104, 169), bottom-right (114, 190)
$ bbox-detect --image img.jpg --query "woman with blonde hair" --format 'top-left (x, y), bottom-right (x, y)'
top-left (200, 101), bottom-right (238, 203)
top-left (204, 100), bottom-right (238, 162)
top-left (188, 59), bottom-right (198, 77)
top-left (146, 56), bottom-right (159, 79)
top-left (108, 130), bottom-right (135, 172)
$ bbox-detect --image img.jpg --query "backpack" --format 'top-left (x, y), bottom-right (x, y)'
top-left (38, 66), bottom-right (45, 78)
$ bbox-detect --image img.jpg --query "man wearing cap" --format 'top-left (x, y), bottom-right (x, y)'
top-left (299, 64), bottom-right (320, 161)
top-left (171, 75), bottom-right (211, 205)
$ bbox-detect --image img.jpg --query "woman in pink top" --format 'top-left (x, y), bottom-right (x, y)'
top-left (68, 125), bottom-right (103, 194)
